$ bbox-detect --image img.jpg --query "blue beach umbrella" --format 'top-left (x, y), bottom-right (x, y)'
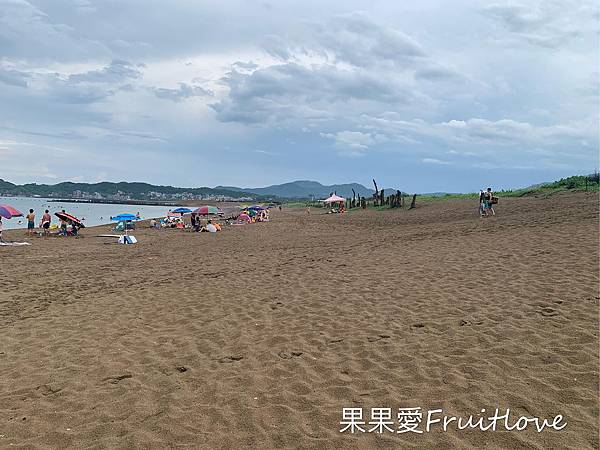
top-left (110, 213), bottom-right (139, 236)
top-left (171, 207), bottom-right (192, 215)
top-left (111, 213), bottom-right (138, 222)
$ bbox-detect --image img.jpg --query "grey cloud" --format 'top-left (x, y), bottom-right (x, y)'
top-left (262, 35), bottom-right (293, 61)
top-left (232, 61), bottom-right (259, 70)
top-left (0, 0), bottom-right (109, 61)
top-left (481, 1), bottom-right (596, 49)
top-left (69, 60), bottom-right (143, 84)
top-left (415, 65), bottom-right (462, 81)
top-left (0, 65), bottom-right (30, 87)
top-left (153, 83), bottom-right (213, 102)
top-left (312, 12), bottom-right (426, 67)
top-left (212, 63), bottom-right (416, 124)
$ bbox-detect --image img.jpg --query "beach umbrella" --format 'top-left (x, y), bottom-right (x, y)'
top-left (192, 205), bottom-right (223, 215)
top-left (111, 213), bottom-right (138, 237)
top-left (0, 204), bottom-right (23, 219)
top-left (171, 207), bottom-right (192, 215)
top-left (111, 213), bottom-right (138, 222)
top-left (55, 211), bottom-right (85, 228)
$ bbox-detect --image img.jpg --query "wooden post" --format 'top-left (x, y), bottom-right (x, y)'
top-left (373, 179), bottom-right (379, 206)
top-left (409, 194), bottom-right (417, 209)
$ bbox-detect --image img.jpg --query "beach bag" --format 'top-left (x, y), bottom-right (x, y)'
top-left (491, 196), bottom-right (498, 204)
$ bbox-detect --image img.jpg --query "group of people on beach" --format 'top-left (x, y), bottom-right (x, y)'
top-left (22, 208), bottom-right (80, 237)
top-left (479, 188), bottom-right (497, 217)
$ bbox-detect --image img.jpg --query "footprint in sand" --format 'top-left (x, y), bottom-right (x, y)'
top-left (367, 334), bottom-right (391, 342)
top-left (277, 351), bottom-right (303, 359)
top-left (36, 384), bottom-right (62, 396)
top-left (176, 366), bottom-right (188, 373)
top-left (412, 323), bottom-right (425, 329)
top-left (102, 374), bottom-right (133, 384)
top-left (540, 307), bottom-right (559, 317)
top-left (217, 355), bottom-right (244, 364)
top-left (270, 302), bottom-right (284, 310)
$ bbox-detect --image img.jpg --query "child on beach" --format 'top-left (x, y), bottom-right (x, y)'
top-left (40, 210), bottom-right (51, 236)
top-left (26, 209), bottom-right (35, 235)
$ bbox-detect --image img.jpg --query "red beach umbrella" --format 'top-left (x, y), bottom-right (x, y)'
top-left (0, 204), bottom-right (23, 219)
top-left (55, 211), bottom-right (85, 228)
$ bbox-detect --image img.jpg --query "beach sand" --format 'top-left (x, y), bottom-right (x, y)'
top-left (0, 192), bottom-right (598, 449)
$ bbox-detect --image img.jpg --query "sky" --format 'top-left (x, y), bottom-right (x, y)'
top-left (0, 0), bottom-right (598, 193)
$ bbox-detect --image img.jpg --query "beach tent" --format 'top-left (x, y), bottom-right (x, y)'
top-left (323, 194), bottom-right (346, 204)
top-left (238, 213), bottom-right (251, 223)
top-left (0, 204), bottom-right (23, 219)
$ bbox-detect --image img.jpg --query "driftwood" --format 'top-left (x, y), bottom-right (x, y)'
top-left (409, 194), bottom-right (417, 209)
top-left (388, 190), bottom-right (402, 208)
top-left (372, 179), bottom-right (379, 206)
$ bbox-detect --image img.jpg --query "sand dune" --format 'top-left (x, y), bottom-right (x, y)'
top-left (0, 192), bottom-right (598, 449)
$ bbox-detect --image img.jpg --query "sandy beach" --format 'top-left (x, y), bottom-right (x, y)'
top-left (0, 192), bottom-right (598, 449)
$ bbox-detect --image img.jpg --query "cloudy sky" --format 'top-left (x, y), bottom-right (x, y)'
top-left (1, 0), bottom-right (598, 192)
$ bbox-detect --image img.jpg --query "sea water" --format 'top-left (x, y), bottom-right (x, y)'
top-left (0, 196), bottom-right (185, 230)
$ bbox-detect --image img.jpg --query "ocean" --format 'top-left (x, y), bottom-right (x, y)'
top-left (0, 196), bottom-right (185, 230)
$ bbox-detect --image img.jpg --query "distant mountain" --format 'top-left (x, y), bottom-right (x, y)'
top-left (0, 179), bottom-right (260, 201)
top-left (217, 180), bottom-right (374, 199)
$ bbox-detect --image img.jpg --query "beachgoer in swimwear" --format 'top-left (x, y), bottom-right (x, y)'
top-left (40, 209), bottom-right (51, 236)
top-left (26, 209), bottom-right (35, 235)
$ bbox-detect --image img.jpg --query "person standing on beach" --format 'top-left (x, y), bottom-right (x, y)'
top-left (40, 209), bottom-right (51, 236)
top-left (26, 209), bottom-right (35, 236)
top-left (0, 216), bottom-right (3, 242)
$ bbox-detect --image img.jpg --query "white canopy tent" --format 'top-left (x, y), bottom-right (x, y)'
top-left (322, 194), bottom-right (346, 204)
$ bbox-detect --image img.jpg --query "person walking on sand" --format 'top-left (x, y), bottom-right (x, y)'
top-left (26, 209), bottom-right (35, 236)
top-left (40, 209), bottom-right (51, 236)
top-left (479, 190), bottom-right (486, 217)
top-left (485, 187), bottom-right (495, 216)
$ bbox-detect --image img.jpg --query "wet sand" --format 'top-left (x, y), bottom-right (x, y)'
top-left (0, 192), bottom-right (598, 449)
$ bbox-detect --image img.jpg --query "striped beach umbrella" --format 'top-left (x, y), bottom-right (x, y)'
top-left (192, 205), bottom-right (223, 215)
top-left (0, 204), bottom-right (23, 219)
top-left (55, 211), bottom-right (85, 228)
